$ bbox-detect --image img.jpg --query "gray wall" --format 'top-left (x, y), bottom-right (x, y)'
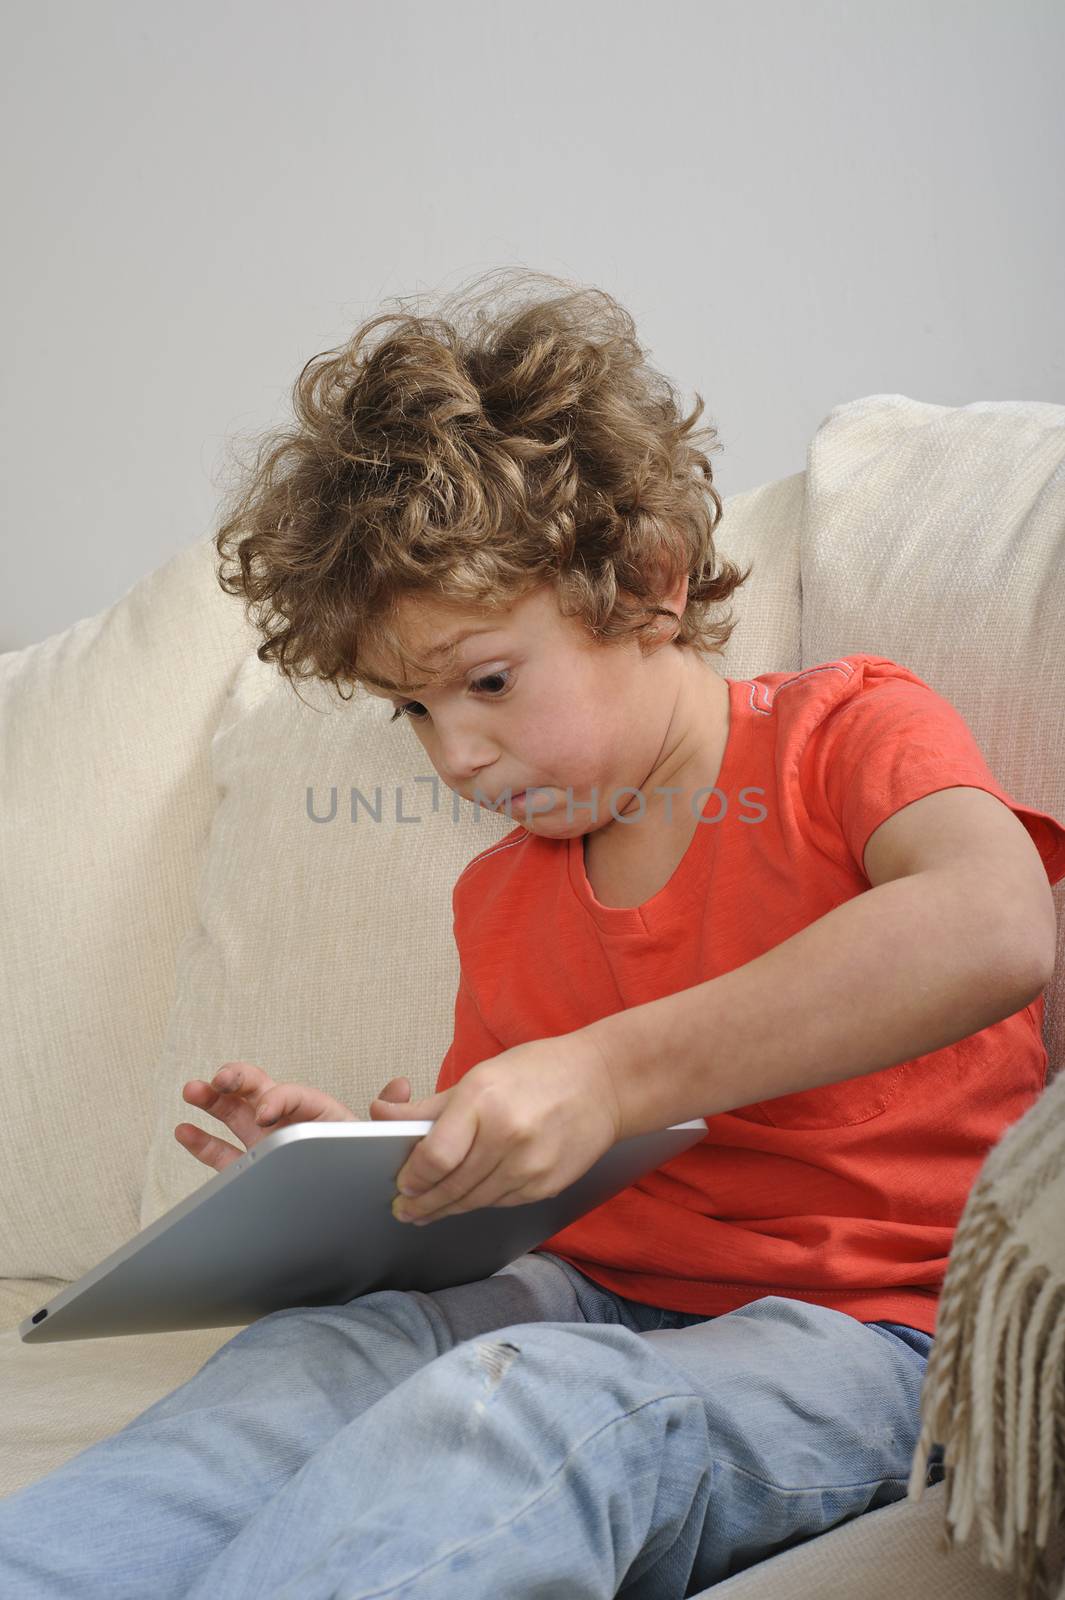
top-left (1, 0), bottom-right (1062, 653)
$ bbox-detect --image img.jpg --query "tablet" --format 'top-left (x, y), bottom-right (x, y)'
top-left (20, 1118), bottom-right (708, 1343)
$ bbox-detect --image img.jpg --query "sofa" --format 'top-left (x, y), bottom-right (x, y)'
top-left (2, 391), bottom-right (1063, 1597)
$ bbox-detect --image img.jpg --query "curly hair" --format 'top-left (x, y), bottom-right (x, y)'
top-left (213, 266), bottom-right (753, 701)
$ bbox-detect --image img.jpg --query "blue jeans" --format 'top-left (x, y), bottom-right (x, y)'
top-left (0, 1250), bottom-right (943, 1599)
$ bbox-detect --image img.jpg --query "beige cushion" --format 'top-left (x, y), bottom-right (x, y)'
top-left (0, 537), bottom-right (256, 1286)
top-left (708, 1476), bottom-right (1060, 1599)
top-left (0, 1319), bottom-right (247, 1499)
top-left (799, 394), bottom-right (1065, 1078)
top-left (139, 470), bottom-right (806, 1229)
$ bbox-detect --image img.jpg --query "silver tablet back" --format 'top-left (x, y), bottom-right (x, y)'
top-left (21, 1119), bottom-right (708, 1343)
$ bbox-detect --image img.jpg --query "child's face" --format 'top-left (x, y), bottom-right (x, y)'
top-left (359, 575), bottom-right (724, 841)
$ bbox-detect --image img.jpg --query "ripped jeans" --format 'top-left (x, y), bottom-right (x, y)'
top-left (0, 1251), bottom-right (944, 1599)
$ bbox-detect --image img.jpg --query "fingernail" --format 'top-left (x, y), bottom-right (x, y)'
top-left (397, 1182), bottom-right (415, 1196)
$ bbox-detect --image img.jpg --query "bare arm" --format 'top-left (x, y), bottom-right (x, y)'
top-left (581, 867), bottom-right (1052, 1139)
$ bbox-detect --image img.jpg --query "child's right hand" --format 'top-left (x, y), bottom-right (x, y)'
top-left (175, 1063), bottom-right (412, 1174)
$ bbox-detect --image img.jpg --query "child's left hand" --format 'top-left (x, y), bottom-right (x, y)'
top-left (369, 1031), bottom-right (623, 1225)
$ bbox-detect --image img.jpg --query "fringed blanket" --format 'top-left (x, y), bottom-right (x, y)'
top-left (908, 1065), bottom-right (1065, 1599)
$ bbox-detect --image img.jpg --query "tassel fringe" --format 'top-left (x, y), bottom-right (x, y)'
top-left (907, 1102), bottom-right (1065, 1600)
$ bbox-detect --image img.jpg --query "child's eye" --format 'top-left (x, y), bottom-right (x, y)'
top-left (389, 670), bottom-right (513, 724)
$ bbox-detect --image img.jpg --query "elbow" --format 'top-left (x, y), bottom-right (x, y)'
top-left (997, 886), bottom-right (1058, 1004)
top-left (1008, 941), bottom-right (1056, 1007)
top-left (1027, 918), bottom-right (1059, 1000)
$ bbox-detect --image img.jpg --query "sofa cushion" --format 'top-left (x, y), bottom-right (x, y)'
top-left (704, 1475), bottom-right (1050, 1599)
top-left (0, 536), bottom-right (257, 1286)
top-left (0, 1320), bottom-right (244, 1500)
top-left (799, 394), bottom-right (1065, 1078)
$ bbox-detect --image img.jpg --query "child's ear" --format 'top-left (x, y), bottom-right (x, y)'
top-left (659, 569), bottom-right (689, 619)
top-left (641, 563), bottom-right (688, 645)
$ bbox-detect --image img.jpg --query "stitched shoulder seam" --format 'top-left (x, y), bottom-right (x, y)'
top-left (454, 831), bottom-right (531, 892)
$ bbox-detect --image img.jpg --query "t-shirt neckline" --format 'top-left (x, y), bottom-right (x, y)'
top-left (566, 674), bottom-right (743, 934)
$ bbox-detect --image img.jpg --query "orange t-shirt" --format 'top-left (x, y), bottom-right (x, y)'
top-left (435, 654), bottom-right (1065, 1335)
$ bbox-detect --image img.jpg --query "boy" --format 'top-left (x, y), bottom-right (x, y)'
top-left (2, 270), bottom-right (1063, 1599)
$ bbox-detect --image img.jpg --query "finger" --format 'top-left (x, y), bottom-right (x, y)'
top-left (251, 1083), bottom-right (326, 1127)
top-left (371, 1088), bottom-right (449, 1128)
top-left (180, 1083), bottom-right (270, 1162)
top-left (386, 1089), bottom-right (468, 1191)
top-left (182, 1076), bottom-right (262, 1139)
top-left (365, 1079), bottom-right (410, 1118)
top-left (173, 1122), bottom-right (246, 1173)
top-left (205, 1063), bottom-right (277, 1124)
top-left (411, 1173), bottom-right (530, 1225)
top-left (392, 1106), bottom-right (486, 1212)
top-left (253, 1083), bottom-right (308, 1126)
top-left (181, 1068), bottom-right (258, 1117)
top-left (369, 1099), bottom-right (416, 1121)
top-left (370, 1095), bottom-right (419, 1116)
top-left (210, 1062), bottom-right (276, 1099)
top-left (399, 1152), bottom-right (528, 1223)
top-left (264, 1083), bottom-right (357, 1124)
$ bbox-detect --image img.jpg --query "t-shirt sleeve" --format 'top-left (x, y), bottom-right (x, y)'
top-left (434, 967), bottom-right (508, 1093)
top-left (802, 661), bottom-right (1065, 888)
